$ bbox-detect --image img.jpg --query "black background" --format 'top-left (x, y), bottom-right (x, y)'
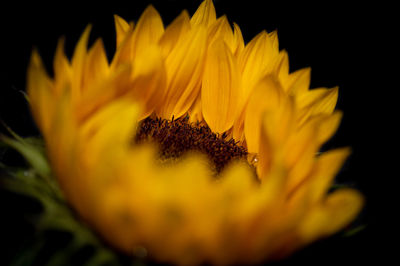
top-left (0, 0), bottom-right (382, 265)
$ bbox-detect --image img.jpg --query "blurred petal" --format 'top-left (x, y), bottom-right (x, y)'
top-left (299, 189), bottom-right (364, 243)
top-left (114, 15), bottom-right (132, 48)
top-left (27, 50), bottom-right (54, 135)
top-left (244, 75), bottom-right (283, 153)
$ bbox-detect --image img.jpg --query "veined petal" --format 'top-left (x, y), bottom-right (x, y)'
top-left (244, 76), bottom-right (283, 154)
top-left (202, 39), bottom-right (240, 133)
top-left (238, 31), bottom-right (280, 105)
top-left (158, 26), bottom-right (207, 119)
top-left (190, 0), bottom-right (216, 28)
top-left (208, 16), bottom-right (235, 53)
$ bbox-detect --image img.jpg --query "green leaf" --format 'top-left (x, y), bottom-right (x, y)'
top-left (0, 135), bottom-right (51, 179)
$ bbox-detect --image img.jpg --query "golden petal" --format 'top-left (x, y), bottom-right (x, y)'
top-left (131, 5), bottom-right (164, 58)
top-left (158, 26), bottom-right (207, 119)
top-left (190, 0), bottom-right (216, 28)
top-left (287, 67), bottom-right (311, 95)
top-left (53, 37), bottom-right (71, 97)
top-left (27, 50), bottom-right (54, 135)
top-left (257, 97), bottom-right (295, 178)
top-left (308, 147), bottom-right (351, 203)
top-left (238, 31), bottom-right (280, 104)
top-left (297, 87), bottom-right (339, 125)
top-left (309, 111), bottom-right (343, 145)
top-left (232, 22), bottom-right (245, 56)
top-left (159, 10), bottom-right (191, 57)
top-left (82, 39), bottom-right (110, 93)
top-left (71, 25), bottom-right (92, 101)
top-left (208, 16), bottom-right (235, 52)
top-left (79, 99), bottom-right (140, 164)
top-left (244, 75), bottom-right (283, 153)
top-left (202, 39), bottom-right (240, 133)
top-left (130, 44), bottom-right (167, 119)
top-left (299, 188), bottom-right (364, 243)
top-left (114, 15), bottom-right (132, 48)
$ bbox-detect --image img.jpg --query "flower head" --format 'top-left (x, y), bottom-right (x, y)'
top-left (27, 0), bottom-right (363, 265)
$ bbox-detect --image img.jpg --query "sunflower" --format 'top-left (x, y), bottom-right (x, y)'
top-left (26, 0), bottom-right (363, 265)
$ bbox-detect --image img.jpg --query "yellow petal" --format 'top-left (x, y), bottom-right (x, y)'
top-left (284, 122), bottom-right (318, 192)
top-left (202, 39), bottom-right (240, 133)
top-left (71, 25), bottom-right (92, 101)
top-left (238, 31), bottom-right (280, 105)
top-left (287, 67), bottom-right (311, 95)
top-left (244, 75), bottom-right (283, 153)
top-left (158, 26), bottom-right (207, 119)
top-left (188, 95), bottom-right (203, 123)
top-left (53, 37), bottom-right (71, 97)
top-left (190, 0), bottom-right (216, 28)
top-left (27, 50), bottom-right (54, 135)
top-left (80, 99), bottom-right (140, 164)
top-left (110, 29), bottom-right (134, 67)
top-left (232, 22), bottom-right (245, 56)
top-left (208, 16), bottom-right (235, 52)
top-left (268, 30), bottom-right (279, 52)
top-left (130, 44), bottom-right (167, 119)
top-left (82, 39), bottom-right (110, 93)
top-left (308, 147), bottom-right (351, 203)
top-left (159, 10), bottom-right (191, 57)
top-left (257, 98), bottom-right (295, 178)
top-left (76, 64), bottom-right (133, 123)
top-left (114, 15), bottom-right (132, 48)
top-left (299, 188), bottom-right (364, 243)
top-left (131, 5), bottom-right (164, 58)
top-left (297, 87), bottom-right (339, 125)
top-left (308, 111), bottom-right (343, 145)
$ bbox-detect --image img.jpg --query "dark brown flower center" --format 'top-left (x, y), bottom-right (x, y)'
top-left (134, 116), bottom-right (248, 174)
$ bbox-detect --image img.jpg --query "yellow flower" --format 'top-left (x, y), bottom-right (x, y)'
top-left (27, 0), bottom-right (363, 265)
